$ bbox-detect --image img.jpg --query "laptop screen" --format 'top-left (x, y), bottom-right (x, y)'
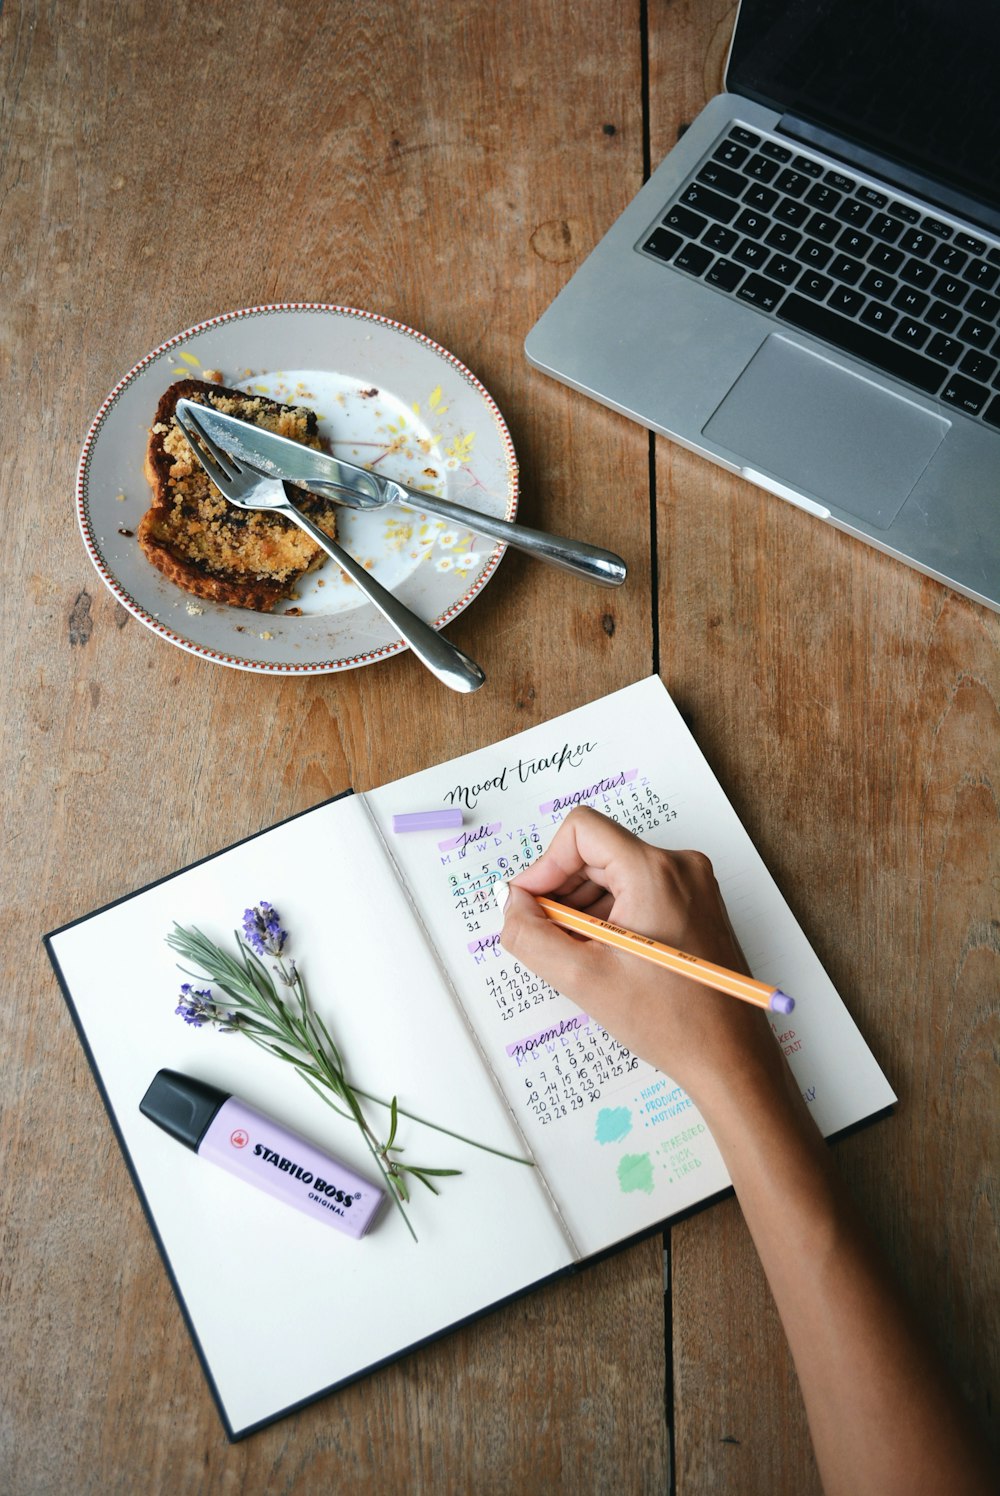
top-left (727, 0), bottom-right (1000, 217)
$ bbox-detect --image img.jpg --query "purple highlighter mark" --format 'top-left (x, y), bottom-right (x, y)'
top-left (539, 768), bottom-right (638, 816)
top-left (439, 821), bottom-right (502, 852)
top-left (505, 1014), bottom-right (590, 1065)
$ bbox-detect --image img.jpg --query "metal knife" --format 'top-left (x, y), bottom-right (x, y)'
top-left (180, 400), bottom-right (627, 587)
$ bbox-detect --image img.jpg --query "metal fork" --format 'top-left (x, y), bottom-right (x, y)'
top-left (174, 403), bottom-right (486, 693)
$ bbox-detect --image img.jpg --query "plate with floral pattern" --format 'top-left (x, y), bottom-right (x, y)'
top-left (77, 304), bottom-right (518, 674)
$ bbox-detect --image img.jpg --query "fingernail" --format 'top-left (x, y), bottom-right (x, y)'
top-left (492, 878), bottom-right (512, 913)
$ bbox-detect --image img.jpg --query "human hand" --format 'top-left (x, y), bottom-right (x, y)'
top-left (498, 806), bottom-right (785, 1111)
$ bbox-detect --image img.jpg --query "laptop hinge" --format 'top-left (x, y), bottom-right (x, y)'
top-left (777, 114), bottom-right (1000, 238)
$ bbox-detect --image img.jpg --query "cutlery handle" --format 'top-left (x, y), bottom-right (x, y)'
top-left (396, 488), bottom-right (627, 588)
top-left (283, 507), bottom-right (485, 695)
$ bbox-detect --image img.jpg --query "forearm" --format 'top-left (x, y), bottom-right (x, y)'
top-left (500, 814), bottom-right (992, 1491)
top-left (697, 1061), bottom-right (993, 1496)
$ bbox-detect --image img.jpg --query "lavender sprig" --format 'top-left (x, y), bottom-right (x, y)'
top-left (166, 903), bottom-right (531, 1240)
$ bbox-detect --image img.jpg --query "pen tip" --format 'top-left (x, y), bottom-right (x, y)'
top-left (492, 879), bottom-right (512, 914)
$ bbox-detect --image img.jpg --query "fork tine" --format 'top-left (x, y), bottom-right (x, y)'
top-left (175, 400), bottom-right (240, 484)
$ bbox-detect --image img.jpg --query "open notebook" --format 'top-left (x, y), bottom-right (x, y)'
top-left (45, 676), bottom-right (894, 1438)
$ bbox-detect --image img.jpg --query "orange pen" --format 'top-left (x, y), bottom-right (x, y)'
top-left (497, 885), bottom-right (795, 1014)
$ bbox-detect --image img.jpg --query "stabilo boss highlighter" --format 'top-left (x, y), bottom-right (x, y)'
top-left (140, 1069), bottom-right (386, 1239)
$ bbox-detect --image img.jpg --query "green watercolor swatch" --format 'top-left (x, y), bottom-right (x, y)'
top-left (617, 1152), bottom-right (654, 1195)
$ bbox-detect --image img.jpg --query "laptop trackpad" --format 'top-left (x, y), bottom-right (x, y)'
top-left (702, 335), bottom-right (948, 529)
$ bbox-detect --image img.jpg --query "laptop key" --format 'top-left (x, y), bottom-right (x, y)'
top-left (857, 186), bottom-right (888, 209)
top-left (713, 140), bottom-right (749, 168)
top-left (705, 258), bottom-right (745, 292)
top-left (829, 286), bottom-right (865, 316)
top-left (793, 154), bottom-right (823, 177)
top-left (800, 271), bottom-right (833, 300)
top-left (900, 228), bottom-right (935, 257)
top-left (663, 204), bottom-right (707, 237)
top-left (807, 213), bottom-right (840, 242)
top-left (734, 209), bottom-right (768, 238)
top-left (894, 317), bottom-right (930, 348)
top-left (775, 168), bottom-right (810, 197)
top-left (805, 183), bottom-right (841, 211)
top-left (984, 395), bottom-right (1000, 429)
top-left (900, 259), bottom-right (936, 288)
top-left (960, 316), bottom-right (994, 347)
top-left (743, 183), bottom-right (779, 212)
top-left (792, 155), bottom-right (823, 178)
top-left (927, 333), bottom-right (963, 364)
top-left (966, 290), bottom-right (1000, 320)
top-left (774, 198), bottom-right (811, 228)
top-left (729, 127), bottom-right (760, 148)
top-left (955, 233), bottom-right (987, 255)
top-left (765, 223), bottom-right (802, 252)
top-left (829, 253), bottom-right (864, 285)
top-left (941, 374), bottom-right (990, 414)
top-left (870, 244), bottom-right (904, 273)
top-left (696, 162), bottom-right (747, 197)
top-left (862, 269), bottom-right (898, 300)
top-left (965, 259), bottom-right (999, 291)
top-left (931, 243), bottom-right (967, 273)
top-left (836, 200), bottom-right (872, 228)
top-left (927, 300), bottom-right (961, 331)
top-left (764, 254), bottom-right (799, 285)
top-left (824, 170), bottom-right (856, 192)
top-left (933, 275), bottom-right (967, 305)
top-left (678, 184), bottom-right (739, 223)
top-left (736, 273), bottom-right (785, 311)
top-left (893, 285), bottom-right (929, 315)
top-left (869, 214), bottom-right (903, 243)
top-left (734, 239), bottom-right (770, 268)
top-left (959, 350), bottom-right (997, 382)
top-left (860, 303), bottom-right (897, 333)
top-left (797, 238), bottom-right (834, 268)
top-left (703, 223), bottom-right (739, 254)
top-left (674, 242), bottom-right (713, 276)
top-left (838, 228), bottom-right (873, 257)
top-left (761, 140), bottom-right (792, 162)
top-left (922, 216), bottom-right (953, 239)
top-left (746, 154), bottom-right (779, 181)
top-left (643, 227), bottom-right (683, 263)
top-left (776, 294), bottom-right (944, 393)
top-left (861, 269), bottom-right (896, 300)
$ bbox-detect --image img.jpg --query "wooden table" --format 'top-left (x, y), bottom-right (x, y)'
top-left (3, 1), bottom-right (996, 1489)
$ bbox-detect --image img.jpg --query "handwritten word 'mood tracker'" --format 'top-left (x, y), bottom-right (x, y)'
top-left (445, 739), bottom-right (599, 809)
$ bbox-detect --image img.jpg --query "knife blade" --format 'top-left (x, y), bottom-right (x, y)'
top-left (179, 399), bottom-right (627, 587)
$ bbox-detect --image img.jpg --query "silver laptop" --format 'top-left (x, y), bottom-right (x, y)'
top-left (525, 0), bottom-right (1000, 612)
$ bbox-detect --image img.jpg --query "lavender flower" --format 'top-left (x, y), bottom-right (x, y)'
top-left (167, 900), bottom-right (530, 1241)
top-left (174, 983), bottom-right (236, 1030)
top-left (241, 901), bottom-right (287, 958)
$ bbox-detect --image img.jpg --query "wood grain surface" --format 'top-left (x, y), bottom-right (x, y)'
top-left (2, 1), bottom-right (996, 1492)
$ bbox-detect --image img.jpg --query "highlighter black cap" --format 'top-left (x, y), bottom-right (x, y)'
top-left (140, 1069), bottom-right (229, 1151)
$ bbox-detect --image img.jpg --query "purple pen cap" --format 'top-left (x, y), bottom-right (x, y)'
top-left (392, 808), bottom-right (464, 833)
top-left (769, 990), bottom-right (795, 1014)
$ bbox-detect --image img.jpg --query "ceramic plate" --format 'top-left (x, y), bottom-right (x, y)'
top-left (77, 304), bottom-right (518, 673)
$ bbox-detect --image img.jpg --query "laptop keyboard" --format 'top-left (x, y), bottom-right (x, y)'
top-left (640, 126), bottom-right (1000, 428)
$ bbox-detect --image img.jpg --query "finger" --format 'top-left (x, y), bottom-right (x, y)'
top-left (499, 882), bottom-right (619, 1002)
top-left (510, 807), bottom-right (655, 901)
